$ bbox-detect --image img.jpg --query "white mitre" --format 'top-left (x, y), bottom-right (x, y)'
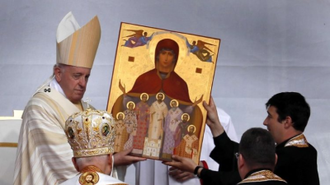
top-left (56, 12), bottom-right (101, 69)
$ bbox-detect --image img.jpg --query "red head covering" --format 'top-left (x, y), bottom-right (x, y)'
top-left (155, 39), bottom-right (179, 64)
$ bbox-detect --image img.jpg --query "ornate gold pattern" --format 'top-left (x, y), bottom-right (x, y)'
top-left (65, 109), bottom-right (116, 157)
top-left (79, 171), bottom-right (99, 185)
top-left (238, 170), bottom-right (287, 184)
top-left (285, 134), bottom-right (309, 148)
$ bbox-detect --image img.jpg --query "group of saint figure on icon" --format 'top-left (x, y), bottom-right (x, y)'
top-left (113, 92), bottom-right (199, 161)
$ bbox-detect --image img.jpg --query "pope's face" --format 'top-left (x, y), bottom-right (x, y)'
top-left (158, 50), bottom-right (174, 69)
top-left (55, 65), bottom-right (91, 103)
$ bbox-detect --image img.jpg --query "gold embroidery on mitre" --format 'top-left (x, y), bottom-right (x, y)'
top-left (65, 109), bottom-right (116, 157)
top-left (79, 171), bottom-right (99, 185)
top-left (238, 170), bottom-right (287, 184)
top-left (56, 12), bottom-right (101, 69)
top-left (284, 134), bottom-right (309, 148)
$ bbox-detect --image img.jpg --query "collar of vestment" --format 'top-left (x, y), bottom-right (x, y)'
top-left (284, 133), bottom-right (309, 148)
top-left (277, 133), bottom-right (309, 148)
top-left (49, 75), bottom-right (66, 97)
top-left (238, 170), bottom-right (287, 184)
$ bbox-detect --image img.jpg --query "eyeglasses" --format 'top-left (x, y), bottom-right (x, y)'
top-left (235, 152), bottom-right (240, 159)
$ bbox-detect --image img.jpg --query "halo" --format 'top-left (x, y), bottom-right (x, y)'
top-left (148, 31), bottom-right (188, 68)
top-left (156, 92), bottom-right (165, 101)
top-left (140, 92), bottom-right (149, 101)
top-left (187, 125), bottom-right (196, 133)
top-left (181, 113), bottom-right (190, 121)
top-left (116, 112), bottom-right (125, 120)
top-left (126, 101), bottom-right (136, 109)
top-left (170, 99), bottom-right (179, 107)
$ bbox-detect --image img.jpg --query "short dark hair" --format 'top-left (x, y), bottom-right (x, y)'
top-left (239, 128), bottom-right (275, 169)
top-left (265, 92), bottom-right (310, 132)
